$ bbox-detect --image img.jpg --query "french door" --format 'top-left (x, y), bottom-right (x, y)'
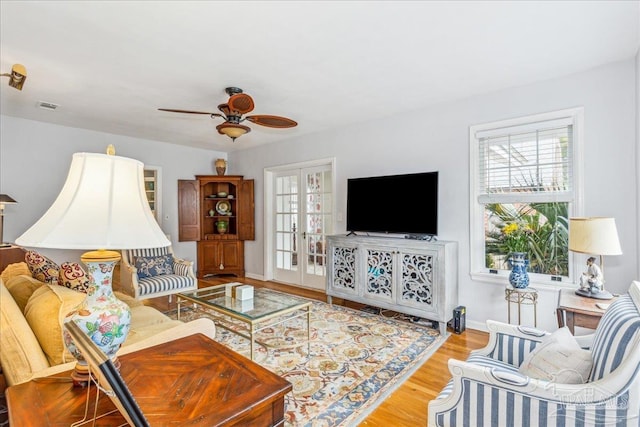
top-left (270, 162), bottom-right (333, 290)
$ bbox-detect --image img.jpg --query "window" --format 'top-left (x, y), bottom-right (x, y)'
top-left (470, 108), bottom-right (583, 285)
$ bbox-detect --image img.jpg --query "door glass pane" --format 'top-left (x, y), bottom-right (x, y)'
top-left (304, 170), bottom-right (332, 277)
top-left (275, 174), bottom-right (299, 272)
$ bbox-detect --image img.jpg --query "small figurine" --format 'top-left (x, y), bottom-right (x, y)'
top-left (579, 256), bottom-right (604, 293)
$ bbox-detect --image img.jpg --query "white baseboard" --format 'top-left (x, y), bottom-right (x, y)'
top-left (245, 272), bottom-right (265, 281)
top-left (466, 320), bottom-right (489, 333)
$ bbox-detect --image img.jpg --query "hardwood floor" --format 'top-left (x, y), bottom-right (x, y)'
top-left (146, 277), bottom-right (489, 426)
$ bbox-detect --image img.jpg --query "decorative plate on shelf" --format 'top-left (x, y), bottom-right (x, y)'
top-left (216, 200), bottom-right (231, 215)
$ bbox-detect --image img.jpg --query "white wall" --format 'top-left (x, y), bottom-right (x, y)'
top-left (0, 117), bottom-right (225, 265)
top-left (230, 58), bottom-right (639, 332)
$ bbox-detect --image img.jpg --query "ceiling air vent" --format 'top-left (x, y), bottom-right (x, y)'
top-left (37, 101), bottom-right (59, 111)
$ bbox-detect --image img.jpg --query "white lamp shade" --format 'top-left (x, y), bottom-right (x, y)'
top-left (16, 152), bottom-right (170, 250)
top-left (569, 217), bottom-right (622, 256)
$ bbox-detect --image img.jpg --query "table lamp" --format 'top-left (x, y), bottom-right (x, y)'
top-left (15, 147), bottom-right (170, 383)
top-left (0, 194), bottom-right (18, 247)
top-left (569, 217), bottom-right (622, 300)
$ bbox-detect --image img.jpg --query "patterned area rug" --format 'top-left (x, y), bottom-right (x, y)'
top-left (167, 295), bottom-right (444, 426)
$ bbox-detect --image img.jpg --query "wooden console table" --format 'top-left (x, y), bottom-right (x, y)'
top-left (7, 333), bottom-right (292, 426)
top-left (556, 288), bottom-right (617, 334)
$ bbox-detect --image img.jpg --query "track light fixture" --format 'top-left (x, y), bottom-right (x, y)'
top-left (1, 64), bottom-right (27, 90)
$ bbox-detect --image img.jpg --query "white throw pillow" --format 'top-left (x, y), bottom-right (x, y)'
top-left (519, 326), bottom-right (592, 384)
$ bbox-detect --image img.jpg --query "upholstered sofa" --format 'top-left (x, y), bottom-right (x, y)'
top-left (0, 263), bottom-right (216, 387)
top-left (428, 280), bottom-right (640, 426)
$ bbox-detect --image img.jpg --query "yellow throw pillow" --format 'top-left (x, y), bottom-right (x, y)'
top-left (4, 275), bottom-right (44, 313)
top-left (0, 262), bottom-right (31, 282)
top-left (24, 284), bottom-right (86, 366)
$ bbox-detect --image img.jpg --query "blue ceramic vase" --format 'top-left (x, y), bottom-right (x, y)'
top-left (508, 252), bottom-right (530, 289)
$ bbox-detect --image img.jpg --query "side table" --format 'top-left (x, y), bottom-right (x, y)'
top-left (7, 333), bottom-right (292, 426)
top-left (556, 288), bottom-right (617, 334)
top-left (505, 286), bottom-right (538, 327)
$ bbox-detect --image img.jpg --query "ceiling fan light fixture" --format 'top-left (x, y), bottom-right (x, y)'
top-left (216, 122), bottom-right (251, 141)
top-left (160, 86), bottom-right (296, 142)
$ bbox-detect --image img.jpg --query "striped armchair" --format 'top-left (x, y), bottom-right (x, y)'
top-left (428, 280), bottom-right (640, 427)
top-left (117, 246), bottom-right (197, 301)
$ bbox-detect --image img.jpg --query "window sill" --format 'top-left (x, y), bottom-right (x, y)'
top-left (470, 271), bottom-right (577, 292)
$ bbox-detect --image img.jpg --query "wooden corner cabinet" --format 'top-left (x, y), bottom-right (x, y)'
top-left (178, 175), bottom-right (254, 278)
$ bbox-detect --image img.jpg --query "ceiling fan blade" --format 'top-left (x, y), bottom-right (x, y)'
top-left (228, 93), bottom-right (255, 114)
top-left (217, 103), bottom-right (230, 116)
top-left (246, 115), bottom-right (298, 128)
top-left (158, 108), bottom-right (217, 115)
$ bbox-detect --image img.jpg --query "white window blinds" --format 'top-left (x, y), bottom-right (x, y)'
top-left (476, 117), bottom-right (574, 204)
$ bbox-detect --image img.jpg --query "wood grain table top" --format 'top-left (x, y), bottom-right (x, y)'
top-left (7, 333), bottom-right (292, 426)
top-left (557, 288), bottom-right (617, 316)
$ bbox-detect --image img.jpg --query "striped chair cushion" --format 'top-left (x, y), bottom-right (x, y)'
top-left (123, 247), bottom-right (194, 298)
top-left (137, 275), bottom-right (195, 298)
top-left (589, 294), bottom-right (640, 382)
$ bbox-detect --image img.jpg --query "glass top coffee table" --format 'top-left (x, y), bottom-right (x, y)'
top-left (177, 283), bottom-right (312, 361)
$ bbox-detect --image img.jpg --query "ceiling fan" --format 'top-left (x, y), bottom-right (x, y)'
top-left (158, 87), bottom-right (297, 141)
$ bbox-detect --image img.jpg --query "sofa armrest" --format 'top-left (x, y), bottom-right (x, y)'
top-left (0, 280), bottom-right (50, 387)
top-left (29, 318), bottom-right (217, 382)
top-left (173, 257), bottom-right (196, 278)
top-left (117, 318), bottom-right (216, 355)
top-left (472, 320), bottom-right (550, 366)
top-left (428, 357), bottom-right (637, 427)
top-left (114, 262), bottom-right (139, 298)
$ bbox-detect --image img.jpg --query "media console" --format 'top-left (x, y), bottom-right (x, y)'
top-left (326, 234), bottom-right (458, 335)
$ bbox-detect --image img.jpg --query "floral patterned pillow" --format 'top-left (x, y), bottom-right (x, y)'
top-left (25, 250), bottom-right (59, 285)
top-left (134, 254), bottom-right (174, 279)
top-left (58, 262), bottom-right (90, 293)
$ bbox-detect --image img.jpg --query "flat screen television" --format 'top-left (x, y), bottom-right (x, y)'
top-left (346, 171), bottom-right (438, 237)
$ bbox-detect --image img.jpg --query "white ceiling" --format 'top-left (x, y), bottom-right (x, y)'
top-left (1, 1), bottom-right (638, 153)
